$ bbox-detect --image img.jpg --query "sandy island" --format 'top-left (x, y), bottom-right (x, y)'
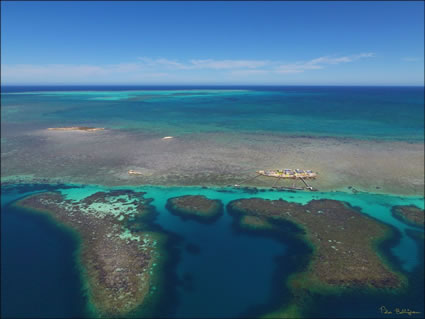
top-left (47, 126), bottom-right (105, 132)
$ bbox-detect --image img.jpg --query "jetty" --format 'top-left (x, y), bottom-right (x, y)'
top-left (235, 169), bottom-right (318, 191)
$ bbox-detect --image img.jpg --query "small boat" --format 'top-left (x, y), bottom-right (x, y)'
top-left (256, 169), bottom-right (317, 179)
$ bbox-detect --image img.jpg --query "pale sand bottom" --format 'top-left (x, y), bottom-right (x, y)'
top-left (1, 127), bottom-right (424, 196)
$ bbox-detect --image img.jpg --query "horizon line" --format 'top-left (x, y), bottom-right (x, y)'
top-left (1, 83), bottom-right (424, 87)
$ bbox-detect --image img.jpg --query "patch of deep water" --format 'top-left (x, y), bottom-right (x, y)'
top-left (0, 183), bottom-right (81, 208)
top-left (1, 183), bottom-right (424, 318)
top-left (1, 188), bottom-right (88, 318)
top-left (155, 201), bottom-right (287, 318)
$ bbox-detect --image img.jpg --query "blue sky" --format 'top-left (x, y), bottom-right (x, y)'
top-left (1, 1), bottom-right (424, 85)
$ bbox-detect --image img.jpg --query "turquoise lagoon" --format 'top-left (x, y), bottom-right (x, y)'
top-left (1, 183), bottom-right (424, 318)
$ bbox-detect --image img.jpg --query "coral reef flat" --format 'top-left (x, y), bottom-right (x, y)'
top-left (392, 205), bottom-right (424, 228)
top-left (166, 195), bottom-right (223, 223)
top-left (1, 129), bottom-right (423, 196)
top-left (227, 198), bottom-right (406, 316)
top-left (14, 190), bottom-right (166, 317)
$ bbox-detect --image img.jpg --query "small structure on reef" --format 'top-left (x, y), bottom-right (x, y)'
top-left (234, 169), bottom-right (318, 191)
top-left (257, 169), bottom-right (317, 179)
top-left (128, 170), bottom-right (143, 176)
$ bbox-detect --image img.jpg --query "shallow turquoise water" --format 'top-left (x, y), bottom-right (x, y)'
top-left (2, 183), bottom-right (423, 318)
top-left (2, 86), bottom-right (424, 140)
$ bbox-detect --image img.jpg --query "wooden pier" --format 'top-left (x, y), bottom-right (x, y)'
top-left (299, 177), bottom-right (316, 191)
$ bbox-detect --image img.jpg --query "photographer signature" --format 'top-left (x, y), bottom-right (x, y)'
top-left (379, 306), bottom-right (421, 316)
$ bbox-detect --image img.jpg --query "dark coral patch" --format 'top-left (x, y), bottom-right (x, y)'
top-left (228, 198), bottom-right (404, 290)
top-left (392, 205), bottom-right (424, 228)
top-left (166, 195), bottom-right (223, 224)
